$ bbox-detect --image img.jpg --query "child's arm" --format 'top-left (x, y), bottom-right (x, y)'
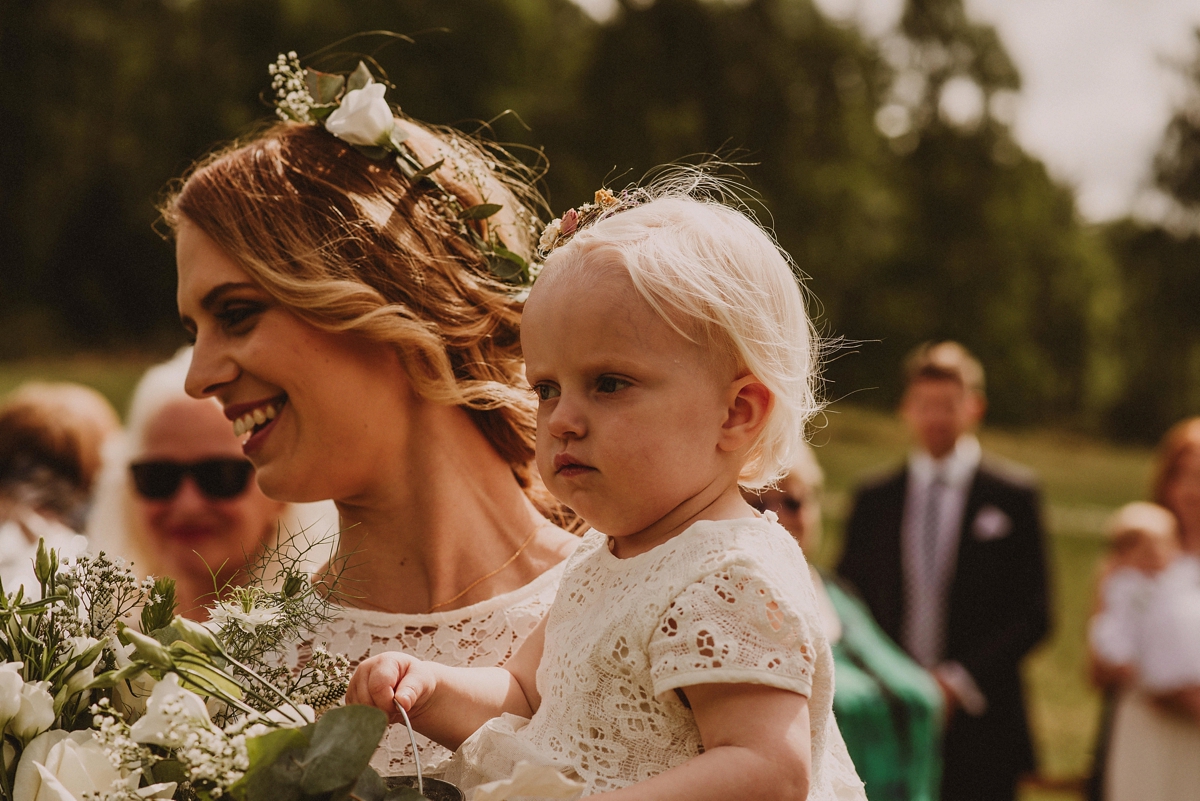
top-left (598, 683), bottom-right (812, 801)
top-left (345, 617), bottom-right (547, 751)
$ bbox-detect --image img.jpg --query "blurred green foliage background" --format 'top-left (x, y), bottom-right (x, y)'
top-left (2, 0), bottom-right (1200, 441)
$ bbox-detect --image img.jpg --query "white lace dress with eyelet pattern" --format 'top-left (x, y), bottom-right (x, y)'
top-left (292, 562), bottom-right (568, 777)
top-left (445, 515), bottom-right (866, 799)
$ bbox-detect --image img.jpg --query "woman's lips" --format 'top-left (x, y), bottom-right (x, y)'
top-left (227, 395), bottom-right (288, 437)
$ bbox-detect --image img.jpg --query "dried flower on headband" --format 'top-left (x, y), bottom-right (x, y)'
top-left (268, 51), bottom-right (535, 288)
top-left (537, 187), bottom-right (652, 259)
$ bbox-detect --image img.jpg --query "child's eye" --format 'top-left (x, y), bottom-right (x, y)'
top-left (596, 376), bottom-right (630, 394)
top-left (533, 383), bottom-right (560, 401)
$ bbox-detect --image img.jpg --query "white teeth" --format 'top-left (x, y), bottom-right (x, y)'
top-left (232, 402), bottom-right (282, 437)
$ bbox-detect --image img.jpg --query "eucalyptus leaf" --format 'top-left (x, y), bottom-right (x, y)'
top-left (409, 159), bottom-right (444, 182)
top-left (244, 746), bottom-right (305, 801)
top-left (458, 203), bottom-right (503, 221)
top-left (299, 705), bottom-right (388, 795)
top-left (489, 254), bottom-right (526, 281)
top-left (348, 767), bottom-right (386, 801)
top-left (310, 105), bottom-right (337, 122)
top-left (346, 62), bottom-right (374, 93)
top-left (307, 70), bottom-right (346, 105)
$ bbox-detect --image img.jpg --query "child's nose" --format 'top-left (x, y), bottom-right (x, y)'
top-left (547, 395), bottom-right (586, 440)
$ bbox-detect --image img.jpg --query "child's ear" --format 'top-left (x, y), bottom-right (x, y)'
top-left (718, 374), bottom-right (773, 453)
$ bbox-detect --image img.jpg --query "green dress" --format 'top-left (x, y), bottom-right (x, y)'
top-left (825, 575), bottom-right (943, 801)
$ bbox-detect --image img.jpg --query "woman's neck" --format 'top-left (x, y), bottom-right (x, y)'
top-left (324, 403), bottom-right (573, 615)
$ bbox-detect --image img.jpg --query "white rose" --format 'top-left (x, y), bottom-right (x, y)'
top-left (14, 730), bottom-right (174, 801)
top-left (129, 673), bottom-right (211, 748)
top-left (0, 663), bottom-right (25, 731)
top-left (11, 681), bottom-right (55, 743)
top-left (324, 82), bottom-right (395, 147)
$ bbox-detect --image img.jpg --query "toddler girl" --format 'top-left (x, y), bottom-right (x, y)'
top-left (348, 179), bottom-right (866, 800)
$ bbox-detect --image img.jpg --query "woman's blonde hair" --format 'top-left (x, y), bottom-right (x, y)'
top-left (1153, 417), bottom-right (1200, 518)
top-left (542, 172), bottom-right (822, 489)
top-left (161, 119), bottom-right (568, 523)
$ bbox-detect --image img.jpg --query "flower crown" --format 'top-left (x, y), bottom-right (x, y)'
top-left (536, 187), bottom-right (652, 259)
top-left (268, 52), bottom-right (534, 288)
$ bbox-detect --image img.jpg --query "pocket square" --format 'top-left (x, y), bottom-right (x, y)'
top-left (972, 505), bottom-right (1012, 541)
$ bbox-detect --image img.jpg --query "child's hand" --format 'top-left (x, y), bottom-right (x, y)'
top-left (346, 652), bottom-right (439, 725)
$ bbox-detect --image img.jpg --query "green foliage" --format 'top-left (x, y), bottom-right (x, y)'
top-left (0, 0), bottom-right (1166, 437)
top-left (226, 706), bottom-right (405, 801)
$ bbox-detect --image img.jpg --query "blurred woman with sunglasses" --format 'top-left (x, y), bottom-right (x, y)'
top-left (87, 349), bottom-right (331, 618)
top-left (746, 445), bottom-right (943, 801)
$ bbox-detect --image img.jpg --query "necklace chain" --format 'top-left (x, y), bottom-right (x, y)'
top-left (425, 524), bottom-right (542, 614)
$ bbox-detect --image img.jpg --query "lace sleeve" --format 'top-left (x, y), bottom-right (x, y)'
top-left (648, 560), bottom-right (817, 699)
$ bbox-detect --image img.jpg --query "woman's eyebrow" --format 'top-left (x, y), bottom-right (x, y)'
top-left (200, 282), bottom-right (260, 311)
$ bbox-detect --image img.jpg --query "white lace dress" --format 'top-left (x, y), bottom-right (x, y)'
top-left (296, 562), bottom-right (568, 777)
top-left (445, 516), bottom-right (866, 799)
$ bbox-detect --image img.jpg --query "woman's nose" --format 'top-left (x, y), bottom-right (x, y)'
top-left (185, 336), bottom-right (238, 399)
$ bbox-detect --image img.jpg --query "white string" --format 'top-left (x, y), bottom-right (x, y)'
top-left (393, 698), bottom-right (423, 795)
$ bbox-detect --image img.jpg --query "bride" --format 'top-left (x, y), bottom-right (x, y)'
top-left (162, 54), bottom-right (578, 776)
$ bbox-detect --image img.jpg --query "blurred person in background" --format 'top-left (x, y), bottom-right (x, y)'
top-left (1090, 421), bottom-right (1200, 801)
top-left (0, 381), bottom-right (120, 588)
top-left (747, 444), bottom-right (943, 801)
top-left (87, 349), bottom-right (334, 619)
top-left (838, 342), bottom-right (1050, 801)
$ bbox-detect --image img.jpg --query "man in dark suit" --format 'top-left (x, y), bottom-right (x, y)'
top-left (838, 342), bottom-right (1050, 801)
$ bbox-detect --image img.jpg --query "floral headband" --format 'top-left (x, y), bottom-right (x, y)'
top-left (268, 52), bottom-right (534, 288)
top-left (537, 187), bottom-right (652, 259)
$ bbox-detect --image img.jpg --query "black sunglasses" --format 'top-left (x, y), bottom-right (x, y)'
top-left (130, 459), bottom-right (255, 501)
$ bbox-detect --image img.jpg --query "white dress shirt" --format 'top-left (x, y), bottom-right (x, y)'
top-left (901, 434), bottom-right (988, 715)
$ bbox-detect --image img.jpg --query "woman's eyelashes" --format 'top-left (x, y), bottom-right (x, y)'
top-left (214, 301), bottom-right (265, 333)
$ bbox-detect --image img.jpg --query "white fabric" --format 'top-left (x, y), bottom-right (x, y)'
top-left (445, 516), bottom-right (866, 800)
top-left (1089, 566), bottom-right (1156, 668)
top-left (292, 561), bottom-right (568, 776)
top-left (1137, 555), bottom-right (1200, 692)
top-left (901, 434), bottom-right (980, 668)
top-left (1106, 689), bottom-right (1200, 801)
top-left (0, 512), bottom-right (87, 594)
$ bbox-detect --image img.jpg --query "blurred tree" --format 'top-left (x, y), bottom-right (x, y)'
top-left (827, 0), bottom-right (1119, 425)
top-left (1105, 28), bottom-right (1200, 441)
top-left (0, 0), bottom-right (592, 357)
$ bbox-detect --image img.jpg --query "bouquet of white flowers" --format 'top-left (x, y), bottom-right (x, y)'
top-left (0, 538), bottom-right (437, 801)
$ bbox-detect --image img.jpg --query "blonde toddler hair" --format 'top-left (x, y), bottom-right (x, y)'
top-left (542, 174), bottom-right (821, 489)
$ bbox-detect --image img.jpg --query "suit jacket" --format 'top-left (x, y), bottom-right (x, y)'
top-left (837, 455), bottom-right (1051, 797)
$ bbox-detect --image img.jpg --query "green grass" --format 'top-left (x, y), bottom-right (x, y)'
top-left (811, 402), bottom-right (1155, 800)
top-left (1, 360), bottom-right (1156, 799)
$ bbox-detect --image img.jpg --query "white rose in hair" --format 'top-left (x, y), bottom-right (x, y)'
top-left (324, 82), bottom-right (395, 147)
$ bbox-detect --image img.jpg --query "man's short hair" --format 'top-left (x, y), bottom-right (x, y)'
top-left (903, 341), bottom-right (985, 396)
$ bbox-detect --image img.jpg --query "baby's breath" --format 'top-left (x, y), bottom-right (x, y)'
top-left (269, 52), bottom-right (313, 123)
